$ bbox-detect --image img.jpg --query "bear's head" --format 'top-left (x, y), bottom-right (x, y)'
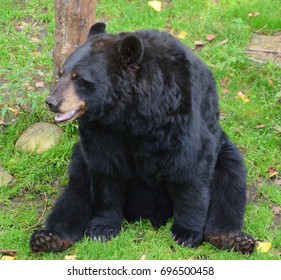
top-left (46, 22), bottom-right (144, 123)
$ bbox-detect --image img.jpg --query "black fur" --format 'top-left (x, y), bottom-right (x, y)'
top-left (30, 23), bottom-right (255, 254)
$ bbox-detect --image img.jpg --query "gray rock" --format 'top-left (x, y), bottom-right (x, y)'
top-left (246, 34), bottom-right (281, 66)
top-left (0, 166), bottom-right (13, 187)
top-left (15, 122), bottom-right (63, 153)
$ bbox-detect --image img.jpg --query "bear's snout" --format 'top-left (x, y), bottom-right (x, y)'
top-left (46, 96), bottom-right (60, 112)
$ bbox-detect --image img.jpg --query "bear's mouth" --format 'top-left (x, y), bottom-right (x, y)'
top-left (55, 106), bottom-right (86, 123)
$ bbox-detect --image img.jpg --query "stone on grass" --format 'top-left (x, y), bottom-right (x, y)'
top-left (15, 122), bottom-right (63, 153)
top-left (246, 34), bottom-right (281, 66)
top-left (0, 166), bottom-right (13, 187)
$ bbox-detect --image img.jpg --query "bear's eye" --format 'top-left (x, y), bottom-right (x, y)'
top-left (71, 71), bottom-right (78, 79)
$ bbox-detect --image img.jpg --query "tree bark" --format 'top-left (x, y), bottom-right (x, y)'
top-left (53, 0), bottom-right (96, 82)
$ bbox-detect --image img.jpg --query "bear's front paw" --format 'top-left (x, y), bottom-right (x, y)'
top-left (29, 230), bottom-right (74, 252)
top-left (171, 224), bottom-right (204, 247)
top-left (87, 223), bottom-right (121, 242)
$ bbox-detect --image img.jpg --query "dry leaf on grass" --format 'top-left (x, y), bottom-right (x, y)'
top-left (169, 29), bottom-right (188, 39)
top-left (194, 40), bottom-right (205, 46)
top-left (220, 77), bottom-right (229, 86)
top-left (268, 167), bottom-right (278, 178)
top-left (139, 255), bottom-right (147, 260)
top-left (0, 249), bottom-right (17, 256)
top-left (176, 31), bottom-right (188, 39)
top-left (148, 1), bottom-right (162, 12)
top-left (256, 242), bottom-right (272, 253)
top-left (8, 106), bottom-right (22, 116)
top-left (255, 124), bottom-right (266, 129)
top-left (237, 91), bottom-right (250, 103)
top-left (35, 81), bottom-right (45, 88)
top-left (65, 255), bottom-right (78, 260)
top-left (1, 249), bottom-right (17, 260)
top-left (206, 34), bottom-right (216, 42)
top-left (248, 12), bottom-right (260, 17)
top-left (2, 255), bottom-right (16, 260)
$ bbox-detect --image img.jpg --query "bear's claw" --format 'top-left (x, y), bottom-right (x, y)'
top-left (171, 224), bottom-right (204, 247)
top-left (30, 230), bottom-right (74, 252)
top-left (87, 224), bottom-right (120, 242)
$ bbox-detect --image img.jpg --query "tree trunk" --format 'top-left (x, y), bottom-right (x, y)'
top-left (53, 0), bottom-right (96, 83)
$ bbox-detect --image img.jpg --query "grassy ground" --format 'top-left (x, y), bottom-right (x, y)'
top-left (0, 0), bottom-right (280, 260)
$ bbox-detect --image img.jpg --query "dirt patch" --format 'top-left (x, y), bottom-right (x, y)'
top-left (247, 184), bottom-right (262, 204)
top-left (272, 205), bottom-right (280, 228)
top-left (245, 33), bottom-right (281, 66)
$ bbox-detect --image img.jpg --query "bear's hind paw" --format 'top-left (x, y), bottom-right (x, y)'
top-left (30, 230), bottom-right (74, 252)
top-left (205, 232), bottom-right (256, 254)
top-left (171, 224), bottom-right (204, 247)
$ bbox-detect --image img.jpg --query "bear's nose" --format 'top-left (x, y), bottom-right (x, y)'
top-left (46, 96), bottom-right (60, 112)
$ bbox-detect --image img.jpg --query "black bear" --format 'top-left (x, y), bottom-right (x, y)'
top-left (30, 22), bottom-right (256, 254)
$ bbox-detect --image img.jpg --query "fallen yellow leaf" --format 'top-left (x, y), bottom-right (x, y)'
top-left (2, 255), bottom-right (16, 260)
top-left (8, 107), bottom-right (22, 115)
top-left (256, 242), bottom-right (272, 253)
top-left (270, 171), bottom-right (278, 177)
top-left (237, 91), bottom-right (250, 103)
top-left (139, 255), bottom-right (147, 260)
top-left (148, 1), bottom-right (162, 12)
top-left (268, 167), bottom-right (278, 178)
top-left (65, 255), bottom-right (78, 260)
top-left (176, 31), bottom-right (188, 39)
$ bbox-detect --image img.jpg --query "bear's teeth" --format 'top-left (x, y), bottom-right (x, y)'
top-left (55, 109), bottom-right (76, 122)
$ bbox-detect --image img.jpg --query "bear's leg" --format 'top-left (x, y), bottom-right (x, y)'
top-left (86, 174), bottom-right (124, 242)
top-left (168, 183), bottom-right (209, 247)
top-left (204, 135), bottom-right (256, 254)
top-left (30, 144), bottom-right (93, 252)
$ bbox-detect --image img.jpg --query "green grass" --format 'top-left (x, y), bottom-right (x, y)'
top-left (0, 0), bottom-right (280, 260)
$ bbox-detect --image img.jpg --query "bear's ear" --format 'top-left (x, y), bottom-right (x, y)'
top-left (88, 22), bottom-right (106, 37)
top-left (119, 35), bottom-right (144, 65)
